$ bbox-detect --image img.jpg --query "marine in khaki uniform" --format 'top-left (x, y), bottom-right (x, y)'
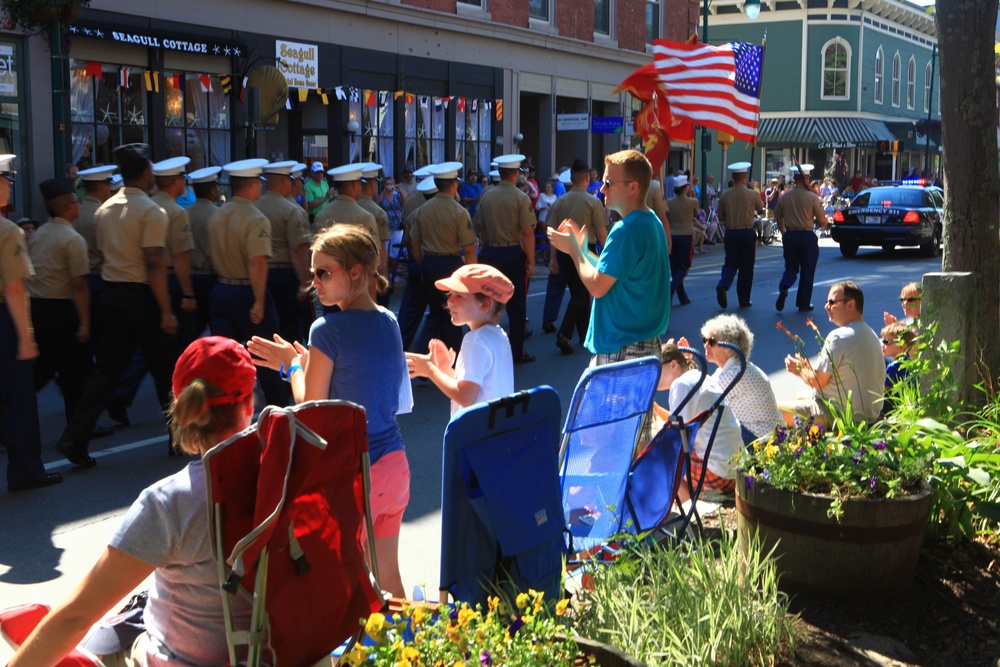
top-left (666, 174), bottom-right (699, 306)
top-left (28, 177), bottom-right (94, 430)
top-left (257, 160), bottom-right (312, 345)
top-left (473, 153), bottom-right (536, 363)
top-left (396, 175), bottom-right (437, 351)
top-left (73, 165), bottom-right (117, 346)
top-left (152, 156), bottom-right (197, 346)
top-left (774, 163), bottom-right (828, 312)
top-left (207, 158), bottom-right (285, 406)
top-left (314, 164), bottom-right (380, 246)
top-left (0, 155), bottom-right (62, 490)
top-left (57, 143), bottom-right (178, 468)
top-left (716, 161), bottom-right (765, 309)
top-left (410, 162), bottom-right (476, 353)
top-left (184, 166), bottom-right (223, 338)
top-left (357, 162), bottom-right (392, 281)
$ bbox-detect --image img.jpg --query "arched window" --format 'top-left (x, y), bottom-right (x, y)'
top-left (891, 52), bottom-right (901, 107)
top-left (907, 56), bottom-right (916, 109)
top-left (924, 61), bottom-right (932, 112)
top-left (874, 47), bottom-right (884, 104)
top-left (821, 39), bottom-right (851, 99)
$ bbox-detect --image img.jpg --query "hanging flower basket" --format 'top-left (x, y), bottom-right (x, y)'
top-left (1, 0), bottom-right (87, 33)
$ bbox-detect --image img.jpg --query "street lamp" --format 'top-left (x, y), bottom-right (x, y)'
top-left (744, 0), bottom-right (761, 20)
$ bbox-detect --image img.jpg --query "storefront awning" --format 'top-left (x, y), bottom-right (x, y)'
top-left (886, 121), bottom-right (939, 150)
top-left (758, 117), bottom-right (897, 149)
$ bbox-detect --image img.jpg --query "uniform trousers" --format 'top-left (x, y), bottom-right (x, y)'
top-left (670, 234), bottom-right (693, 302)
top-left (556, 249), bottom-right (592, 344)
top-left (209, 282), bottom-right (287, 407)
top-left (190, 273), bottom-right (216, 341)
top-left (479, 246), bottom-right (528, 357)
top-left (267, 267), bottom-right (304, 345)
top-left (0, 307), bottom-right (47, 487)
top-left (779, 230), bottom-right (820, 309)
top-left (542, 270), bottom-right (566, 324)
top-left (413, 255), bottom-right (464, 354)
top-left (59, 283), bottom-right (177, 454)
top-left (31, 298), bottom-right (94, 422)
top-left (718, 228), bottom-right (757, 307)
top-left (396, 257), bottom-right (427, 351)
top-left (168, 275), bottom-right (197, 353)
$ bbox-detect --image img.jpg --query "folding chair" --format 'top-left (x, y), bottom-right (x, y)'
top-left (558, 357), bottom-right (662, 558)
top-left (0, 604), bottom-right (101, 667)
top-left (204, 400), bottom-right (384, 667)
top-left (440, 388), bottom-right (565, 609)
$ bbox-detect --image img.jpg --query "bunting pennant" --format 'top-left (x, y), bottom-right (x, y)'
top-left (471, 99), bottom-right (478, 113)
top-left (119, 67), bottom-right (130, 89)
top-left (85, 62), bottom-right (102, 78)
top-left (364, 90), bottom-right (376, 107)
top-left (419, 96), bottom-right (429, 108)
top-left (394, 90), bottom-right (405, 100)
top-left (172, 72), bottom-right (184, 90)
top-left (298, 88), bottom-right (309, 102)
top-left (434, 97), bottom-right (443, 112)
top-left (443, 97), bottom-right (449, 110)
top-left (457, 97), bottom-right (466, 113)
top-left (220, 74), bottom-right (232, 94)
top-left (199, 74), bottom-right (212, 93)
top-left (335, 86), bottom-right (347, 100)
top-left (320, 91), bottom-right (329, 105)
top-left (144, 70), bottom-right (159, 93)
top-left (350, 87), bottom-right (360, 103)
top-left (286, 91), bottom-right (293, 110)
top-left (378, 92), bottom-right (387, 107)
top-left (239, 76), bottom-right (248, 102)
top-left (405, 93), bottom-right (414, 104)
top-left (495, 99), bottom-right (503, 121)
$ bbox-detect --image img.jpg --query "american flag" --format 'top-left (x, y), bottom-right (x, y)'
top-left (653, 39), bottom-right (763, 143)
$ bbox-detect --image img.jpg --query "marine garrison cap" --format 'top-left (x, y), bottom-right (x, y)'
top-left (110, 174), bottom-right (123, 191)
top-left (417, 176), bottom-right (439, 194)
top-left (427, 161), bottom-right (463, 180)
top-left (494, 154), bottom-right (525, 170)
top-left (728, 161), bottom-right (752, 174)
top-left (360, 163), bottom-right (383, 180)
top-left (40, 177), bottom-right (77, 201)
top-left (152, 156), bottom-right (191, 177)
top-left (263, 160), bottom-right (299, 175)
top-left (78, 165), bottom-right (117, 182)
top-left (794, 163), bottom-right (814, 177)
top-left (488, 170), bottom-right (500, 181)
top-left (291, 163), bottom-right (308, 177)
top-left (0, 154), bottom-right (15, 181)
top-left (327, 163), bottom-right (365, 182)
top-left (557, 169), bottom-right (571, 185)
top-left (188, 166), bottom-right (222, 184)
top-left (412, 165), bottom-right (433, 179)
top-left (223, 158), bottom-right (269, 178)
top-left (673, 174), bottom-right (689, 188)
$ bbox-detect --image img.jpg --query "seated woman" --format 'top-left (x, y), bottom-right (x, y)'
top-left (884, 281), bottom-right (921, 326)
top-left (652, 342), bottom-right (743, 499)
top-left (700, 314), bottom-right (783, 446)
top-left (9, 337), bottom-right (255, 667)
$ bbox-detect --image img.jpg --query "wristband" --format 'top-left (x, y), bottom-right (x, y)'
top-left (279, 363), bottom-right (303, 381)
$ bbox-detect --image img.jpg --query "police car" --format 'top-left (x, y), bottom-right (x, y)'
top-left (830, 180), bottom-right (943, 258)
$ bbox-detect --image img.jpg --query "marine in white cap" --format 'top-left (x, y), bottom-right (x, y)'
top-left (290, 163), bottom-right (307, 210)
top-left (394, 172), bottom-right (440, 350)
top-left (75, 165), bottom-right (117, 276)
top-left (151, 156), bottom-right (197, 340)
top-left (184, 166), bottom-right (222, 337)
top-left (305, 160), bottom-right (333, 219)
top-left (472, 153), bottom-right (536, 362)
top-left (314, 164), bottom-right (382, 273)
top-left (0, 154), bottom-right (63, 490)
top-left (715, 161), bottom-right (765, 309)
top-left (356, 162), bottom-right (392, 285)
top-left (774, 163), bottom-right (828, 312)
top-left (256, 160), bottom-right (312, 344)
top-left (666, 172), bottom-right (700, 306)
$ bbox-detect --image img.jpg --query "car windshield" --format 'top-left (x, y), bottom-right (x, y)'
top-left (852, 188), bottom-right (926, 208)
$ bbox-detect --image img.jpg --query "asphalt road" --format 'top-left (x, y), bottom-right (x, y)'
top-left (0, 235), bottom-right (940, 658)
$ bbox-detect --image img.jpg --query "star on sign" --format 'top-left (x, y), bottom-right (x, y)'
top-left (95, 29), bottom-right (104, 38)
top-left (213, 45), bottom-right (220, 55)
top-left (83, 28), bottom-right (92, 36)
top-left (99, 104), bottom-right (117, 123)
top-left (224, 46), bottom-right (231, 56)
top-left (233, 48), bottom-right (241, 57)
top-left (69, 26), bottom-right (78, 34)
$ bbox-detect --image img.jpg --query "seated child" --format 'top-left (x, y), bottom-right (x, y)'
top-left (406, 264), bottom-right (515, 417)
top-left (881, 321), bottom-right (917, 415)
top-left (652, 342), bottom-right (743, 499)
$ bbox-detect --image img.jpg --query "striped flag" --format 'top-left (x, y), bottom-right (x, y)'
top-left (653, 39), bottom-right (763, 143)
top-left (495, 99), bottom-right (503, 121)
top-left (199, 74), bottom-right (212, 93)
top-left (220, 74), bottom-right (232, 94)
top-left (119, 67), bottom-right (130, 89)
top-left (144, 70), bottom-right (159, 93)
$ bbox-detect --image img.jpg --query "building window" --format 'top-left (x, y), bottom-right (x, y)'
top-left (874, 46), bottom-right (884, 104)
top-left (595, 0), bottom-right (612, 36)
top-left (163, 72), bottom-right (231, 170)
top-left (891, 51), bottom-right (901, 107)
top-left (457, 0), bottom-right (482, 5)
top-left (821, 39), bottom-right (850, 99)
top-left (349, 89), bottom-right (395, 177)
top-left (70, 60), bottom-right (149, 169)
top-left (906, 56), bottom-right (916, 109)
top-left (405, 95), bottom-right (445, 170)
top-left (455, 99), bottom-right (492, 179)
top-left (529, 0), bottom-right (549, 21)
top-left (646, 0), bottom-right (661, 44)
top-left (924, 61), bottom-right (932, 113)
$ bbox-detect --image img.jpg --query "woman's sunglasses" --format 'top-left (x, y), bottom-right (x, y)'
top-left (310, 266), bottom-right (344, 282)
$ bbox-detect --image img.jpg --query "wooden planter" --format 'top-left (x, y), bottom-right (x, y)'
top-left (736, 473), bottom-right (931, 600)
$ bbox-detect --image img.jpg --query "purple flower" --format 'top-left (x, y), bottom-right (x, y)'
top-left (449, 608), bottom-right (459, 621)
top-left (760, 469), bottom-right (772, 483)
top-left (873, 441), bottom-right (887, 451)
top-left (776, 429), bottom-right (788, 443)
top-left (480, 650), bottom-right (493, 667)
top-left (870, 475), bottom-right (878, 489)
top-left (507, 617), bottom-right (525, 638)
top-left (794, 447), bottom-right (803, 459)
top-left (859, 446), bottom-right (867, 456)
top-left (851, 456), bottom-right (860, 465)
top-left (744, 475), bottom-right (755, 493)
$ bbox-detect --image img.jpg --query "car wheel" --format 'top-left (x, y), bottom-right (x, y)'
top-left (920, 228), bottom-right (942, 258)
top-left (839, 241), bottom-right (859, 258)
top-left (882, 243), bottom-right (895, 254)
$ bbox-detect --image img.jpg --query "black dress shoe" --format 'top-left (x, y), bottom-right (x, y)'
top-left (740, 302), bottom-right (753, 308)
top-left (524, 328), bottom-right (534, 340)
top-left (798, 305), bottom-right (814, 312)
top-left (776, 287), bottom-right (788, 312)
top-left (56, 440), bottom-right (97, 469)
top-left (679, 297), bottom-right (691, 306)
top-left (9, 473), bottom-right (63, 491)
top-left (513, 352), bottom-right (536, 364)
top-left (716, 285), bottom-right (728, 309)
top-left (107, 406), bottom-right (130, 426)
top-left (91, 425), bottom-right (115, 439)
top-left (542, 320), bottom-right (556, 334)
top-left (556, 336), bottom-right (574, 355)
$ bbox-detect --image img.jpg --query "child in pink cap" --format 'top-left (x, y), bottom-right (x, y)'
top-left (406, 264), bottom-right (515, 416)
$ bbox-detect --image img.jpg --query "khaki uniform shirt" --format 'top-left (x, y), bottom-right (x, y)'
top-left (646, 181), bottom-right (668, 229)
top-left (0, 216), bottom-right (33, 305)
top-left (774, 186), bottom-right (825, 231)
top-left (255, 191), bottom-right (311, 265)
top-left (26, 218), bottom-right (89, 299)
top-left (96, 188), bottom-right (169, 284)
top-left (357, 195), bottom-right (391, 243)
top-left (75, 194), bottom-right (104, 273)
top-left (152, 192), bottom-right (195, 268)
top-left (473, 182), bottom-right (535, 247)
top-left (186, 198), bottom-right (218, 273)
top-left (667, 196), bottom-right (700, 236)
top-left (313, 195), bottom-right (379, 243)
top-left (718, 184), bottom-right (764, 230)
top-left (411, 193), bottom-right (476, 255)
top-left (547, 188), bottom-right (606, 245)
top-left (208, 196), bottom-right (273, 280)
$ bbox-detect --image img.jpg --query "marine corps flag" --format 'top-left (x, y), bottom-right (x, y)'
top-left (613, 62), bottom-right (694, 173)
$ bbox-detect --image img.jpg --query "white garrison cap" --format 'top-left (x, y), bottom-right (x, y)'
top-left (360, 162), bottom-right (383, 179)
top-left (0, 154), bottom-right (15, 176)
top-left (794, 163), bottom-right (814, 176)
top-left (263, 160), bottom-right (298, 175)
top-left (728, 161), bottom-right (752, 174)
top-left (327, 163), bottom-right (364, 182)
top-left (152, 156), bottom-right (190, 177)
top-left (557, 169), bottom-right (571, 185)
top-left (78, 165), bottom-right (117, 182)
top-left (673, 174), bottom-right (689, 188)
top-left (490, 161), bottom-right (498, 169)
top-left (417, 176), bottom-right (439, 194)
top-left (494, 153), bottom-right (525, 170)
top-left (110, 174), bottom-right (123, 191)
top-left (188, 166), bottom-right (222, 184)
top-left (489, 169), bottom-right (500, 181)
top-left (427, 161), bottom-right (463, 180)
top-left (412, 165), bottom-right (433, 179)
top-left (291, 163), bottom-right (307, 177)
top-left (223, 158), bottom-right (269, 178)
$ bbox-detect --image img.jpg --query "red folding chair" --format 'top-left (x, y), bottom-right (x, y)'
top-left (0, 603), bottom-right (101, 667)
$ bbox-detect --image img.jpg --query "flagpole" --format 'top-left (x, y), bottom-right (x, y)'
top-left (747, 30), bottom-right (767, 187)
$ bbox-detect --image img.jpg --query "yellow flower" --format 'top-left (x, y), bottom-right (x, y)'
top-left (515, 593), bottom-right (530, 610)
top-left (365, 613), bottom-right (390, 642)
top-left (763, 443), bottom-right (779, 461)
top-left (457, 607), bottom-right (478, 627)
top-left (555, 598), bottom-right (570, 616)
top-left (394, 660), bottom-right (413, 667)
top-left (487, 596), bottom-right (500, 613)
top-left (401, 646), bottom-right (420, 662)
top-left (341, 646), bottom-right (370, 667)
top-left (411, 604), bottom-right (429, 628)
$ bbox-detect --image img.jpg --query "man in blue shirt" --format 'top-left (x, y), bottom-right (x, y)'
top-left (458, 169), bottom-right (484, 217)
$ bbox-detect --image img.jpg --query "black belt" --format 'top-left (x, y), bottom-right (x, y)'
top-left (191, 269), bottom-right (213, 276)
top-left (269, 262), bottom-right (293, 268)
top-left (218, 277), bottom-right (252, 286)
top-left (727, 226), bottom-right (754, 230)
top-left (487, 242), bottom-right (521, 248)
top-left (424, 252), bottom-right (460, 257)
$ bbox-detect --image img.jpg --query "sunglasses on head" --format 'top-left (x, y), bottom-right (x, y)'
top-left (309, 266), bottom-right (344, 282)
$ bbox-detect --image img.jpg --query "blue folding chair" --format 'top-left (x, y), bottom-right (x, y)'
top-left (558, 357), bottom-right (662, 557)
top-left (440, 388), bottom-right (565, 608)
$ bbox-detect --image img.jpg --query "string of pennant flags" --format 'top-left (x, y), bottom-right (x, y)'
top-left (80, 63), bottom-right (504, 120)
